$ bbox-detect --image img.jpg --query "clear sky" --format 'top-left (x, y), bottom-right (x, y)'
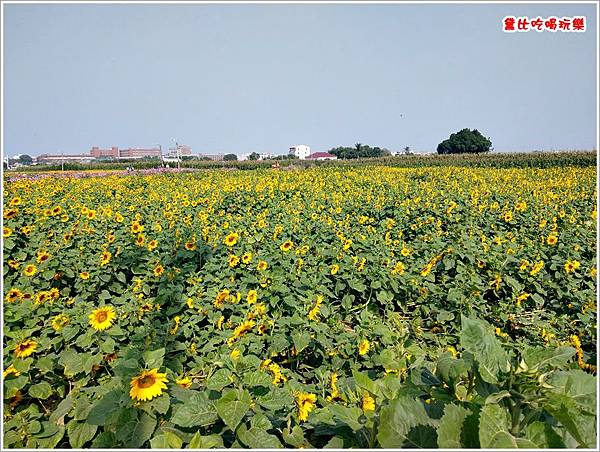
top-left (3, 2), bottom-right (597, 156)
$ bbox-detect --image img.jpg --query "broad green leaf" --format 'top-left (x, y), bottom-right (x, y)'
top-left (282, 426), bottom-right (306, 448)
top-left (143, 348), bottom-right (165, 369)
top-left (548, 370), bottom-right (596, 414)
top-left (150, 432), bottom-right (183, 449)
top-left (243, 370), bottom-right (271, 387)
top-left (206, 368), bottom-right (232, 391)
top-left (460, 315), bottom-right (509, 384)
top-left (478, 404), bottom-right (537, 448)
top-left (49, 393), bottom-right (73, 424)
top-left (187, 432), bottom-right (223, 449)
top-left (215, 390), bottom-right (252, 431)
top-left (238, 425), bottom-right (282, 448)
top-left (521, 346), bottom-right (576, 372)
top-left (171, 392), bottom-right (218, 428)
top-left (67, 420), bottom-right (97, 448)
top-left (437, 404), bottom-right (471, 448)
top-left (352, 370), bottom-right (377, 395)
top-left (377, 395), bottom-right (432, 448)
top-left (118, 409), bottom-right (157, 448)
top-left (327, 405), bottom-right (364, 431)
top-left (524, 421), bottom-right (565, 448)
top-left (29, 382), bottom-right (53, 399)
top-left (291, 331), bottom-right (311, 354)
top-left (86, 390), bottom-right (123, 425)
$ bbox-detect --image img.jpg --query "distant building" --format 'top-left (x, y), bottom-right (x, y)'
top-left (200, 153), bottom-right (225, 161)
top-left (167, 144), bottom-right (193, 158)
top-left (307, 152), bottom-right (337, 161)
top-left (90, 146), bottom-right (161, 159)
top-left (289, 145), bottom-right (311, 160)
top-left (37, 154), bottom-right (96, 164)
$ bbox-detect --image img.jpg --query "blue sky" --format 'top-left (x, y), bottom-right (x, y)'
top-left (3, 2), bottom-right (597, 156)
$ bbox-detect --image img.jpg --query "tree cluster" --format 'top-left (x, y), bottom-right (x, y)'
top-left (328, 143), bottom-right (390, 159)
top-left (437, 129), bottom-right (492, 155)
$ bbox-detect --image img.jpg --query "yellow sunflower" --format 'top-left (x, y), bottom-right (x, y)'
top-left (51, 314), bottom-right (70, 331)
top-left (176, 376), bottom-right (192, 389)
top-left (247, 290), bottom-right (258, 304)
top-left (24, 264), bottom-right (37, 277)
top-left (280, 240), bottom-right (294, 252)
top-left (130, 368), bottom-right (168, 401)
top-left (362, 392), bottom-right (376, 412)
top-left (358, 339), bottom-right (371, 356)
top-left (80, 271), bottom-right (90, 280)
top-left (153, 263), bottom-right (164, 277)
top-left (147, 239), bottom-right (158, 251)
top-left (257, 260), bottom-right (268, 271)
top-left (89, 306), bottom-right (116, 331)
top-left (3, 226), bottom-right (12, 238)
top-left (14, 339), bottom-right (38, 358)
top-left (296, 392), bottom-right (317, 422)
top-left (224, 232), bottom-right (239, 247)
top-left (100, 251), bottom-right (112, 266)
top-left (5, 288), bottom-right (23, 303)
top-left (3, 364), bottom-right (21, 378)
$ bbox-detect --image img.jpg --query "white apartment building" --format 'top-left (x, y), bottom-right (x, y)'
top-left (289, 145), bottom-right (311, 160)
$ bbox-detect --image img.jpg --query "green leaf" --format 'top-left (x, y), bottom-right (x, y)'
top-left (544, 403), bottom-right (596, 448)
top-left (352, 370), bottom-right (377, 395)
top-left (49, 393), bottom-right (73, 424)
top-left (282, 426), bottom-right (306, 448)
top-left (119, 409), bottom-right (157, 448)
top-left (171, 392), bottom-right (218, 428)
top-left (187, 432), bottom-right (223, 449)
top-left (91, 431), bottom-right (116, 448)
top-left (87, 390), bottom-right (123, 425)
top-left (460, 315), bottom-right (509, 384)
top-left (324, 436), bottom-right (344, 448)
top-left (291, 331), bottom-right (311, 354)
top-left (243, 370), bottom-right (271, 387)
top-left (522, 346), bottom-right (576, 372)
top-left (524, 421), bottom-right (565, 448)
top-left (150, 432), bottom-right (183, 449)
top-left (215, 390), bottom-right (252, 431)
top-left (206, 368), bottom-right (232, 391)
top-left (437, 404), bottom-right (471, 448)
top-left (143, 348), bottom-right (165, 369)
top-left (377, 395), bottom-right (432, 448)
top-left (59, 349), bottom-right (86, 376)
top-left (478, 404), bottom-right (537, 448)
top-left (29, 382), bottom-right (53, 399)
top-left (238, 426), bottom-right (282, 448)
top-left (327, 405), bottom-right (364, 431)
top-left (257, 388), bottom-right (294, 411)
top-left (548, 370), bottom-right (596, 414)
top-left (67, 420), bottom-right (97, 448)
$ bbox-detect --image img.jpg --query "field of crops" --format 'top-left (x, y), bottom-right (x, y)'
top-left (3, 164), bottom-right (597, 448)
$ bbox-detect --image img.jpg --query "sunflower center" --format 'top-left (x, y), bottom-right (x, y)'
top-left (138, 374), bottom-right (156, 388)
top-left (96, 311), bottom-right (108, 322)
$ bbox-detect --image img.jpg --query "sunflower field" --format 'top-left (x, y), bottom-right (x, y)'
top-left (2, 164), bottom-right (597, 448)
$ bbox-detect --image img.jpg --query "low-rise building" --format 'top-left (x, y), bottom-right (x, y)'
top-left (167, 144), bottom-right (193, 158)
top-left (289, 145), bottom-right (311, 160)
top-left (90, 146), bottom-right (161, 159)
top-left (307, 152), bottom-right (337, 161)
top-left (37, 154), bottom-right (96, 164)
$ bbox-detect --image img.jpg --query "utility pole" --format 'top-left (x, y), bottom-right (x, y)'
top-left (61, 151), bottom-right (64, 172)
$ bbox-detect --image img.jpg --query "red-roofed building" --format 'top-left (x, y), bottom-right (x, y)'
top-left (307, 152), bottom-right (337, 161)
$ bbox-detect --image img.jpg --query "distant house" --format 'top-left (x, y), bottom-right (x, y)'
top-left (307, 152), bottom-right (337, 161)
top-left (289, 145), bottom-right (311, 160)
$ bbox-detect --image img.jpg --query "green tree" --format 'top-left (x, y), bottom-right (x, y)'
top-left (248, 152), bottom-right (260, 161)
top-left (18, 154), bottom-right (33, 165)
top-left (223, 154), bottom-right (238, 161)
top-left (437, 129), bottom-right (492, 155)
